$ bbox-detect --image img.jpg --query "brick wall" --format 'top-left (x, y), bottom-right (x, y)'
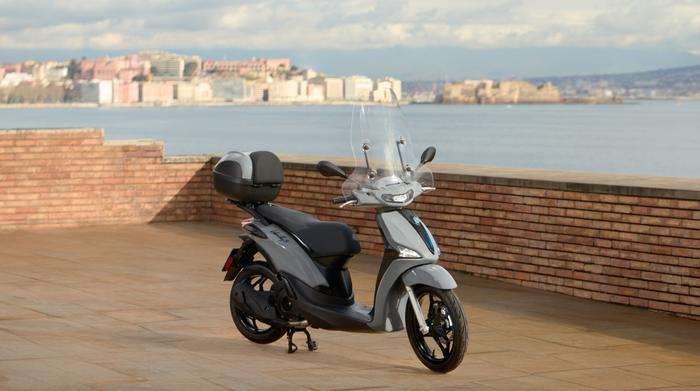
top-left (1, 129), bottom-right (699, 319)
top-left (0, 129), bottom-right (211, 229)
top-left (213, 158), bottom-right (700, 320)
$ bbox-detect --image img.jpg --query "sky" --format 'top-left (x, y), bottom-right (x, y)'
top-left (1, 0), bottom-right (699, 79)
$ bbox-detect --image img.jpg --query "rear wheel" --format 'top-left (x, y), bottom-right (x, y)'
top-left (405, 286), bottom-right (468, 373)
top-left (230, 262), bottom-right (286, 344)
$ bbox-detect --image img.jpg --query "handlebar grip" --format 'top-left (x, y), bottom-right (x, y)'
top-left (331, 195), bottom-right (354, 204)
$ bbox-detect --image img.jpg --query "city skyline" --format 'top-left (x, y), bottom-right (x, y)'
top-left (1, 1), bottom-right (699, 78)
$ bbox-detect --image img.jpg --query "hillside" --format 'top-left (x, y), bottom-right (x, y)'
top-left (529, 64), bottom-right (700, 99)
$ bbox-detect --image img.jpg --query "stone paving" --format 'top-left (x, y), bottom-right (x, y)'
top-left (1, 222), bottom-right (699, 390)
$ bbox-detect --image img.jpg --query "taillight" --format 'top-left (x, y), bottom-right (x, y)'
top-left (222, 255), bottom-right (235, 271)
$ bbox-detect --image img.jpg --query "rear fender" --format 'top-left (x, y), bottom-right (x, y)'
top-left (222, 237), bottom-right (257, 281)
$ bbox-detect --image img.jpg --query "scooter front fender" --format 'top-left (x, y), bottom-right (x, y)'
top-left (401, 264), bottom-right (457, 290)
top-left (367, 262), bottom-right (458, 332)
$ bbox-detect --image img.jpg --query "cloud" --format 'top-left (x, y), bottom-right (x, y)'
top-left (0, 0), bottom-right (698, 50)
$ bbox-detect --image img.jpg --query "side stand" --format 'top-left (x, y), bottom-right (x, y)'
top-left (286, 327), bottom-right (317, 353)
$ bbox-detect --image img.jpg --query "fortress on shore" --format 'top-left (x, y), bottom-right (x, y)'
top-left (442, 80), bottom-right (561, 104)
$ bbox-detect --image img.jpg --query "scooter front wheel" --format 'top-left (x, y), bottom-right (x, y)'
top-left (230, 262), bottom-right (287, 344)
top-left (405, 286), bottom-right (468, 373)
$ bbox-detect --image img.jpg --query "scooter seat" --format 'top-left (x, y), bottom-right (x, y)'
top-left (257, 204), bottom-right (361, 258)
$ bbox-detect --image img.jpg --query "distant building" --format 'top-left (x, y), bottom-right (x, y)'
top-left (139, 82), bottom-right (174, 103)
top-left (78, 55), bottom-right (149, 83)
top-left (113, 81), bottom-right (139, 104)
top-left (268, 80), bottom-right (301, 101)
top-left (372, 77), bottom-right (401, 102)
top-left (140, 51), bottom-right (200, 79)
top-left (298, 80), bottom-right (308, 99)
top-left (211, 78), bottom-right (247, 101)
top-left (250, 82), bottom-right (268, 101)
top-left (2, 63), bottom-right (22, 73)
top-left (44, 66), bottom-right (68, 82)
top-left (307, 83), bottom-right (325, 102)
top-left (443, 79), bottom-right (560, 104)
top-left (174, 81), bottom-right (213, 102)
top-left (76, 80), bottom-right (113, 104)
top-left (202, 58), bottom-right (291, 78)
top-left (344, 75), bottom-right (373, 101)
top-left (324, 77), bottom-right (344, 100)
top-left (0, 72), bottom-right (33, 87)
top-left (442, 80), bottom-right (481, 104)
top-left (265, 58), bottom-right (291, 72)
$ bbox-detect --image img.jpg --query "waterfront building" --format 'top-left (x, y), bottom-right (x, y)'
top-left (2, 63), bottom-right (22, 73)
top-left (0, 72), bottom-right (33, 87)
top-left (344, 75), bottom-right (373, 101)
top-left (211, 78), bottom-right (247, 101)
top-left (194, 82), bottom-right (213, 101)
top-left (266, 58), bottom-right (291, 72)
top-left (372, 77), bottom-right (401, 102)
top-left (140, 51), bottom-right (201, 79)
top-left (250, 82), bottom-right (268, 101)
top-left (202, 58), bottom-right (290, 78)
top-left (268, 80), bottom-right (302, 101)
top-left (174, 81), bottom-right (213, 102)
top-left (307, 83), bottom-right (325, 102)
top-left (78, 55), bottom-right (149, 83)
top-left (139, 82), bottom-right (174, 103)
top-left (76, 80), bottom-right (113, 104)
top-left (112, 81), bottom-right (139, 104)
top-left (443, 79), bottom-right (560, 104)
top-left (44, 66), bottom-right (68, 82)
top-left (325, 77), bottom-right (344, 100)
top-left (298, 80), bottom-right (308, 99)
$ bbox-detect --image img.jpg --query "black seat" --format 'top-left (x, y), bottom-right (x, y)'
top-left (257, 204), bottom-right (361, 258)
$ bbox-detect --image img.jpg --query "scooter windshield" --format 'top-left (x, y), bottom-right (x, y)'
top-left (343, 90), bottom-right (434, 196)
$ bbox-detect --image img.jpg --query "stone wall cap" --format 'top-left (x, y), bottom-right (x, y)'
top-left (164, 154), bottom-right (219, 163)
top-left (0, 127), bottom-right (104, 135)
top-left (105, 139), bottom-right (163, 146)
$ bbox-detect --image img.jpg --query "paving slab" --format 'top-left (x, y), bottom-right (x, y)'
top-left (1, 222), bottom-right (699, 390)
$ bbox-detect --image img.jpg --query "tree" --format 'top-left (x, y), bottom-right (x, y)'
top-left (67, 59), bottom-right (80, 80)
top-left (184, 62), bottom-right (198, 77)
top-left (150, 65), bottom-right (159, 77)
top-left (132, 75), bottom-right (149, 82)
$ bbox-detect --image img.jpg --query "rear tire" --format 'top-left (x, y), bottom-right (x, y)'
top-left (405, 286), bottom-right (468, 373)
top-left (230, 262), bottom-right (287, 344)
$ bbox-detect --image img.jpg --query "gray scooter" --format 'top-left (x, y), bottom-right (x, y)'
top-left (217, 98), bottom-right (468, 373)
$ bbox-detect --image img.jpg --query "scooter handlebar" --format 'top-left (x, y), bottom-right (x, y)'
top-left (331, 195), bottom-right (356, 205)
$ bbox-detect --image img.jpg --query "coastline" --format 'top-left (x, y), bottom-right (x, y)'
top-left (0, 96), bottom-right (697, 110)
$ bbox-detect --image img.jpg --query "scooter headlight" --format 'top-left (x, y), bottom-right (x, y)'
top-left (398, 246), bottom-right (421, 259)
top-left (381, 189), bottom-right (414, 203)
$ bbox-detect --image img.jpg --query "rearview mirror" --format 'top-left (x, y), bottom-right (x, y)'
top-left (317, 160), bottom-right (348, 178)
top-left (420, 147), bottom-right (436, 165)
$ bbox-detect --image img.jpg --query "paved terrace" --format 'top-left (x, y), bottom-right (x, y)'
top-left (1, 223), bottom-right (700, 390)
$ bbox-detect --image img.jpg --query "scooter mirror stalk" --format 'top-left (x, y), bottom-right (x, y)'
top-left (317, 160), bottom-right (348, 179)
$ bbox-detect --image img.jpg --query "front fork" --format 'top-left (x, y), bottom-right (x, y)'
top-left (405, 285), bottom-right (430, 334)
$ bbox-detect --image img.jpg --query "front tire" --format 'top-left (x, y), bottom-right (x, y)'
top-left (405, 286), bottom-right (468, 373)
top-left (230, 262), bottom-right (287, 344)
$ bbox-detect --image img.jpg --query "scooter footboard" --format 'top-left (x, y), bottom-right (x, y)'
top-left (368, 263), bottom-right (457, 332)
